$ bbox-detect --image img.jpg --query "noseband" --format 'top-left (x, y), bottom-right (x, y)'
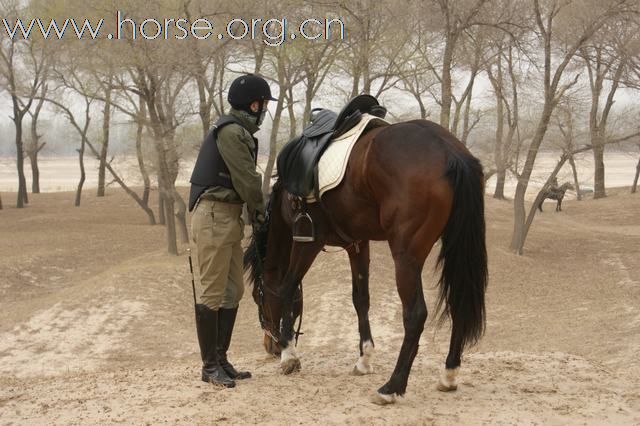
top-left (256, 279), bottom-right (304, 346)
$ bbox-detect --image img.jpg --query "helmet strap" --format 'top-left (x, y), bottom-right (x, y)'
top-left (255, 99), bottom-right (264, 126)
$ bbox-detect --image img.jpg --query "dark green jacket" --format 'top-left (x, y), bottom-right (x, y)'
top-left (202, 108), bottom-right (265, 222)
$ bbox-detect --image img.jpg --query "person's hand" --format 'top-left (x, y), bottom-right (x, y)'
top-left (253, 211), bottom-right (266, 227)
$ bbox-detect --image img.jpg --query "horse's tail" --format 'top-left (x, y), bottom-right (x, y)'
top-left (436, 149), bottom-right (488, 350)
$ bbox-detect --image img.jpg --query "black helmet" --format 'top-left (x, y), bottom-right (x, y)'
top-left (228, 74), bottom-right (277, 107)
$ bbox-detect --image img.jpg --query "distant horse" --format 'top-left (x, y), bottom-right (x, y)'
top-left (244, 120), bottom-right (488, 404)
top-left (538, 182), bottom-right (574, 212)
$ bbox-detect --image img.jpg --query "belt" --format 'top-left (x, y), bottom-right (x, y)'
top-left (195, 198), bottom-right (243, 215)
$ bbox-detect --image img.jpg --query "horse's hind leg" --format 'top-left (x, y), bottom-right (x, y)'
top-left (438, 323), bottom-right (463, 391)
top-left (374, 252), bottom-right (428, 404)
top-left (347, 241), bottom-right (375, 376)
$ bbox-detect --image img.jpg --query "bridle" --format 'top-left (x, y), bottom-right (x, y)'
top-left (256, 276), bottom-right (304, 346)
top-left (253, 182), bottom-right (305, 347)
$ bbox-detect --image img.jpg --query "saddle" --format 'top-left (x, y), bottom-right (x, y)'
top-left (277, 94), bottom-right (386, 198)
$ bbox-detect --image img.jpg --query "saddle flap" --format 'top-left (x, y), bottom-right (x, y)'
top-left (303, 109), bottom-right (338, 138)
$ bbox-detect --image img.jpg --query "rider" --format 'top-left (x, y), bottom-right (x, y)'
top-left (189, 74), bottom-right (277, 387)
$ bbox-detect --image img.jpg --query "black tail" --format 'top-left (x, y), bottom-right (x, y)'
top-left (436, 151), bottom-right (488, 350)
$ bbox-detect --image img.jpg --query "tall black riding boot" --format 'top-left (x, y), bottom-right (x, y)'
top-left (218, 307), bottom-right (252, 379)
top-left (195, 304), bottom-right (235, 387)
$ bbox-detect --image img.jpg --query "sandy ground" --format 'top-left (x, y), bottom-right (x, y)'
top-left (0, 186), bottom-right (639, 425)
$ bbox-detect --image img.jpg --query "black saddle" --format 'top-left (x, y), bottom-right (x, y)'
top-left (277, 94), bottom-right (386, 197)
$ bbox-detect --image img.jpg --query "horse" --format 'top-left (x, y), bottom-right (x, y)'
top-left (244, 119), bottom-right (488, 404)
top-left (538, 182), bottom-right (574, 212)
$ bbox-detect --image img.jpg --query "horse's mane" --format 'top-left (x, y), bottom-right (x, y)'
top-left (243, 179), bottom-right (282, 288)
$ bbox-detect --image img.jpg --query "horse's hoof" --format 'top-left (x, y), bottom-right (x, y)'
top-left (437, 367), bottom-right (459, 392)
top-left (436, 382), bottom-right (458, 392)
top-left (351, 363), bottom-right (374, 376)
top-left (371, 391), bottom-right (397, 405)
top-left (280, 357), bottom-right (301, 375)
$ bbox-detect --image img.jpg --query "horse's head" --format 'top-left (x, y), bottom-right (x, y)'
top-left (243, 184), bottom-right (302, 356)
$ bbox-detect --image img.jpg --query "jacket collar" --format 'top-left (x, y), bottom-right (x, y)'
top-left (229, 108), bottom-right (260, 135)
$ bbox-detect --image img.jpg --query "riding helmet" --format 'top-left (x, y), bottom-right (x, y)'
top-left (228, 74), bottom-right (277, 108)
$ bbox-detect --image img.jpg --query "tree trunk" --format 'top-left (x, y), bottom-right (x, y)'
top-left (286, 88), bottom-right (296, 139)
top-left (303, 82), bottom-right (314, 126)
top-left (136, 97), bottom-right (151, 205)
top-left (632, 156), bottom-right (640, 194)
top-left (493, 65), bottom-right (506, 200)
top-left (75, 137), bottom-right (86, 207)
top-left (593, 143), bottom-right (606, 199)
top-left (262, 95), bottom-right (285, 196)
top-left (29, 150), bottom-right (41, 194)
top-left (82, 134), bottom-right (156, 225)
top-left (494, 169), bottom-right (507, 200)
top-left (158, 192), bottom-right (166, 225)
top-left (520, 154), bottom-right (570, 248)
top-left (568, 154), bottom-right (581, 200)
top-left (97, 84), bottom-right (112, 197)
top-left (14, 112), bottom-right (28, 208)
top-left (173, 189), bottom-right (189, 243)
top-left (439, 39), bottom-right (455, 130)
top-left (29, 93), bottom-right (46, 194)
top-left (510, 104), bottom-right (554, 254)
top-left (162, 191), bottom-right (178, 255)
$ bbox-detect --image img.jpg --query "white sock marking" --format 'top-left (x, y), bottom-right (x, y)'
top-left (355, 340), bottom-right (375, 374)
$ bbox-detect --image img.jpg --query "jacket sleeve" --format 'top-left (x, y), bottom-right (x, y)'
top-left (216, 126), bottom-right (265, 222)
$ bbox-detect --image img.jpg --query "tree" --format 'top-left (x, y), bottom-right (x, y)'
top-left (632, 145), bottom-right (640, 193)
top-left (431, 0), bottom-right (491, 130)
top-left (510, 0), bottom-right (630, 254)
top-left (580, 15), bottom-right (639, 199)
top-left (26, 83), bottom-right (47, 194)
top-left (554, 100), bottom-right (585, 200)
top-left (337, 0), bottom-right (408, 99)
top-left (486, 38), bottom-right (521, 199)
top-left (0, 1), bottom-right (48, 208)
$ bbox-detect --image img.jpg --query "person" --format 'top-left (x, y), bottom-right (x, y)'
top-left (188, 74), bottom-right (277, 387)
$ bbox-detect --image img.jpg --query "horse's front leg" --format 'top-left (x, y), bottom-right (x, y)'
top-left (347, 241), bottom-right (375, 376)
top-left (279, 241), bottom-right (323, 375)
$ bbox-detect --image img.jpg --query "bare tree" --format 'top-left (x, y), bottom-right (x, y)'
top-left (554, 99), bottom-right (586, 200)
top-left (26, 83), bottom-right (47, 194)
top-left (393, 21), bottom-right (440, 119)
top-left (430, 0), bottom-right (491, 130)
top-left (487, 38), bottom-right (522, 199)
top-left (337, 1), bottom-right (408, 99)
top-left (260, 45), bottom-right (304, 195)
top-left (632, 145), bottom-right (640, 193)
top-left (510, 0), bottom-right (630, 254)
top-left (580, 15), bottom-right (639, 199)
top-left (96, 74), bottom-right (113, 198)
top-left (0, 1), bottom-right (48, 208)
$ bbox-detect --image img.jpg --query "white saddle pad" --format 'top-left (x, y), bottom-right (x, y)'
top-left (306, 113), bottom-right (389, 203)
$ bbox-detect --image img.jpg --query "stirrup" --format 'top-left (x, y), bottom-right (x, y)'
top-left (292, 212), bottom-right (315, 242)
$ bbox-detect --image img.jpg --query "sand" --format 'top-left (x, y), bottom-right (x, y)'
top-left (0, 186), bottom-right (639, 425)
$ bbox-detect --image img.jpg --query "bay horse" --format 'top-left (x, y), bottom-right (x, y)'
top-left (244, 119), bottom-right (488, 404)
